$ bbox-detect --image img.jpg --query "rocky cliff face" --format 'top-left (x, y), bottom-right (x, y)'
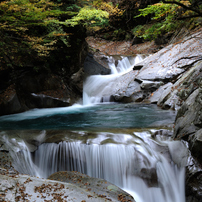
top-left (0, 28), bottom-right (87, 116)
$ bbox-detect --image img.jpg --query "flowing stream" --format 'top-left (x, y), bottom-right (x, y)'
top-left (83, 55), bottom-right (142, 104)
top-left (0, 55), bottom-right (187, 202)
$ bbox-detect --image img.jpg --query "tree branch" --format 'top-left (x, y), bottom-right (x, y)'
top-left (162, 0), bottom-right (202, 17)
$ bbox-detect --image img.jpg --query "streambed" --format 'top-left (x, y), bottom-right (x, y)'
top-left (0, 55), bottom-right (188, 202)
top-left (0, 103), bottom-right (187, 202)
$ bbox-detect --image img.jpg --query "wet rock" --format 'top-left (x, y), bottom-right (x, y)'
top-left (48, 171), bottom-right (135, 202)
top-left (167, 141), bottom-right (188, 167)
top-left (71, 68), bottom-right (84, 92)
top-left (189, 129), bottom-right (202, 165)
top-left (84, 53), bottom-right (111, 75)
top-left (107, 31), bottom-right (202, 105)
top-left (162, 90), bottom-right (181, 110)
top-left (186, 171), bottom-right (202, 202)
top-left (0, 72), bottom-right (80, 115)
top-left (155, 61), bottom-right (202, 110)
top-left (27, 93), bottom-right (70, 109)
top-left (156, 83), bottom-right (174, 106)
top-left (18, 73), bottom-right (62, 93)
top-left (151, 129), bottom-right (173, 139)
top-left (140, 80), bottom-right (163, 91)
top-left (173, 62), bottom-right (202, 200)
top-left (133, 65), bottom-right (143, 70)
top-left (113, 80), bottom-right (143, 102)
top-left (0, 150), bottom-right (135, 202)
top-left (149, 82), bottom-right (173, 104)
top-left (0, 90), bottom-right (23, 116)
top-left (134, 78), bottom-right (143, 84)
top-left (1, 173), bottom-right (125, 202)
top-left (139, 168), bottom-right (158, 187)
top-left (174, 88), bottom-right (202, 140)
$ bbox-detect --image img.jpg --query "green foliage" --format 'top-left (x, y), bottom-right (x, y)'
top-left (135, 3), bottom-right (178, 20)
top-left (0, 0), bottom-right (77, 66)
top-left (133, 1), bottom-right (198, 40)
top-left (0, 0), bottom-right (69, 29)
top-left (67, 6), bottom-right (109, 28)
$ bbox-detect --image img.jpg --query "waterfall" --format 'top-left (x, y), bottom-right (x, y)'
top-left (83, 55), bottom-right (143, 105)
top-left (4, 131), bottom-right (186, 202)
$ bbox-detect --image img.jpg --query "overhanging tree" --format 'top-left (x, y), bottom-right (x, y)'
top-left (162, 0), bottom-right (202, 18)
top-left (133, 0), bottom-right (202, 40)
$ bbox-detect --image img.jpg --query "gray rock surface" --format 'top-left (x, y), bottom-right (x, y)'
top-left (172, 62), bottom-right (202, 201)
top-left (49, 171), bottom-right (135, 202)
top-left (136, 31), bottom-right (202, 81)
top-left (0, 148), bottom-right (135, 202)
top-left (1, 173), bottom-right (128, 202)
top-left (110, 31), bottom-right (202, 105)
top-left (84, 53), bottom-right (111, 75)
top-left (149, 82), bottom-right (173, 104)
top-left (174, 87), bottom-right (202, 140)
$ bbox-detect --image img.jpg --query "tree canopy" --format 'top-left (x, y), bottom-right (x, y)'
top-left (133, 0), bottom-right (202, 40)
top-left (0, 0), bottom-right (201, 71)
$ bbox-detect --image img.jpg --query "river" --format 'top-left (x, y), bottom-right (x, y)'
top-left (0, 55), bottom-right (187, 202)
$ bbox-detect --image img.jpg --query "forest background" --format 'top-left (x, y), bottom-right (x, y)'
top-left (0, 0), bottom-right (201, 104)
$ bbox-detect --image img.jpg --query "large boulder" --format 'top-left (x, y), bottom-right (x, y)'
top-left (0, 146), bottom-right (135, 202)
top-left (49, 171), bottom-right (135, 202)
top-left (0, 172), bottom-right (135, 202)
top-left (84, 53), bottom-right (111, 75)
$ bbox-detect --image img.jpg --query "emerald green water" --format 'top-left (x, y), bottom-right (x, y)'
top-left (0, 103), bottom-right (175, 130)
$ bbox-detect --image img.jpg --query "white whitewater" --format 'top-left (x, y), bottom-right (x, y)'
top-left (3, 132), bottom-right (186, 202)
top-left (83, 55), bottom-right (143, 105)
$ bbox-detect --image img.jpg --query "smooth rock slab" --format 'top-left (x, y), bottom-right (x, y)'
top-left (0, 172), bottom-right (135, 202)
top-left (49, 171), bottom-right (135, 202)
top-left (136, 31), bottom-right (202, 81)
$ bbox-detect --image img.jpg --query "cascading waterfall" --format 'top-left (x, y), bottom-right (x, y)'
top-left (83, 55), bottom-right (143, 105)
top-left (0, 54), bottom-right (187, 202)
top-left (3, 131), bottom-right (186, 202)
